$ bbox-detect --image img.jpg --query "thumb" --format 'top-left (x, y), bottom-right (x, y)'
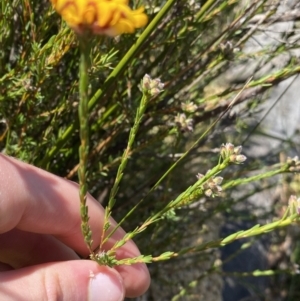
top-left (0, 260), bottom-right (125, 301)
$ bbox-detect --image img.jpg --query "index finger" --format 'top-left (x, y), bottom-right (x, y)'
top-left (0, 154), bottom-right (129, 255)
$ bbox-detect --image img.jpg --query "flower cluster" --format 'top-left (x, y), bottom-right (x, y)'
top-left (175, 113), bottom-right (194, 132)
top-left (220, 143), bottom-right (247, 164)
top-left (181, 101), bottom-right (198, 113)
top-left (219, 41), bottom-right (237, 59)
top-left (50, 0), bottom-right (148, 36)
top-left (140, 74), bottom-right (164, 97)
top-left (94, 250), bottom-right (117, 267)
top-left (196, 172), bottom-right (223, 197)
top-left (288, 195), bottom-right (300, 215)
top-left (287, 156), bottom-right (300, 172)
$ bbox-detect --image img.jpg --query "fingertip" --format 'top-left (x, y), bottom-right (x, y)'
top-left (89, 266), bottom-right (124, 301)
top-left (0, 260), bottom-right (125, 301)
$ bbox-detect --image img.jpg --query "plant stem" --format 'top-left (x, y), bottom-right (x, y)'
top-left (100, 93), bottom-right (149, 249)
top-left (78, 37), bottom-right (93, 255)
top-left (175, 214), bottom-right (299, 257)
top-left (223, 163), bottom-right (290, 190)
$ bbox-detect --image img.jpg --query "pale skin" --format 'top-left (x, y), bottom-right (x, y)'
top-left (0, 154), bottom-right (150, 300)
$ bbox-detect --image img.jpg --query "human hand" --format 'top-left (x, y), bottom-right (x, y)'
top-left (0, 155), bottom-right (150, 300)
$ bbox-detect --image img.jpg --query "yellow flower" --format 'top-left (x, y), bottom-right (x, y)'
top-left (50, 0), bottom-right (148, 36)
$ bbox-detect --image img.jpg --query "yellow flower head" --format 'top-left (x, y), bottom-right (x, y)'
top-left (50, 0), bottom-right (148, 36)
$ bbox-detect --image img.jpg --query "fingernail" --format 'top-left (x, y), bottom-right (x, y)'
top-left (89, 270), bottom-right (124, 301)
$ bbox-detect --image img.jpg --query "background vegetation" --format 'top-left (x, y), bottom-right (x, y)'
top-left (1, 0), bottom-right (300, 300)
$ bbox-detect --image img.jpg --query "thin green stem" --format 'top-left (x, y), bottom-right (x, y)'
top-left (78, 37), bottom-right (93, 255)
top-left (149, 159), bottom-right (229, 222)
top-left (112, 210), bottom-right (300, 266)
top-left (223, 164), bottom-right (290, 190)
top-left (100, 93), bottom-right (150, 249)
top-left (175, 214), bottom-right (299, 257)
top-left (195, 0), bottom-right (217, 21)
